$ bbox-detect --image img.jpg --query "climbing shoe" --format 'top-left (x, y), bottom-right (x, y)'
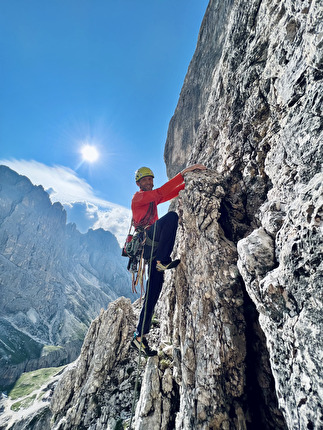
top-left (156, 259), bottom-right (180, 272)
top-left (131, 334), bottom-right (157, 357)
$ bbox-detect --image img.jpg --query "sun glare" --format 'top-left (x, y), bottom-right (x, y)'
top-left (81, 144), bottom-right (99, 163)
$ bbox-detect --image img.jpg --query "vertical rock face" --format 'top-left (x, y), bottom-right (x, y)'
top-left (160, 171), bottom-right (249, 429)
top-left (238, 176), bottom-right (322, 430)
top-left (0, 166), bottom-right (132, 389)
top-left (161, 0), bottom-right (322, 429)
top-left (151, 171), bottom-right (287, 430)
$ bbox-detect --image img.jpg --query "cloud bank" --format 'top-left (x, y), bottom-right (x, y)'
top-left (0, 159), bottom-right (131, 246)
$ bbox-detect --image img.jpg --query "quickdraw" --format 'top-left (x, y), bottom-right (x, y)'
top-left (122, 202), bottom-right (157, 300)
top-left (122, 225), bottom-right (149, 299)
top-left (130, 230), bottom-right (147, 298)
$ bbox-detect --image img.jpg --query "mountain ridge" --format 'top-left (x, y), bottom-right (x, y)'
top-left (0, 165), bottom-right (133, 390)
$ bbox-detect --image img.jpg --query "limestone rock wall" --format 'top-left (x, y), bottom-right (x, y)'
top-left (238, 174), bottom-right (322, 430)
top-left (48, 298), bottom-right (187, 430)
top-left (157, 171), bottom-right (249, 429)
top-left (137, 171), bottom-right (287, 429)
top-left (159, 0), bottom-right (322, 429)
top-left (50, 298), bottom-right (137, 430)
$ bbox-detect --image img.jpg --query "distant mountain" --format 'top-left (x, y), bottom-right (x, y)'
top-left (0, 165), bottom-right (133, 390)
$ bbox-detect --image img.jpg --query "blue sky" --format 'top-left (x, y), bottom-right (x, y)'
top-left (0, 0), bottom-right (209, 245)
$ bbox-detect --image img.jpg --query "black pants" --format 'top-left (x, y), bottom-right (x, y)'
top-left (136, 211), bottom-right (178, 336)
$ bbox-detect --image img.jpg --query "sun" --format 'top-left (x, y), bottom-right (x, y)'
top-left (81, 144), bottom-right (99, 163)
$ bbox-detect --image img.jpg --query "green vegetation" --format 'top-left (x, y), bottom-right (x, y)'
top-left (159, 358), bottom-right (172, 371)
top-left (11, 394), bottom-right (37, 411)
top-left (9, 366), bottom-right (66, 400)
top-left (41, 345), bottom-right (63, 355)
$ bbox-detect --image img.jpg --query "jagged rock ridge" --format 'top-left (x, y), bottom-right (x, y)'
top-left (0, 165), bottom-right (132, 390)
top-left (50, 298), bottom-right (137, 430)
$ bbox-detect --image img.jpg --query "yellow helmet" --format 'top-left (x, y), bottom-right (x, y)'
top-left (135, 167), bottom-right (154, 182)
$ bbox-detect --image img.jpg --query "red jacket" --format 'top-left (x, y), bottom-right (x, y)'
top-left (131, 173), bottom-right (185, 228)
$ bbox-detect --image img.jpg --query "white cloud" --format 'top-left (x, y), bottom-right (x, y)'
top-left (1, 159), bottom-right (100, 204)
top-left (0, 159), bottom-right (131, 246)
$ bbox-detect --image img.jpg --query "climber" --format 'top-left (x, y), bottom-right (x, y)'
top-left (131, 163), bottom-right (206, 357)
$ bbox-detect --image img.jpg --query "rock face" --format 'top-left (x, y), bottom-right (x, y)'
top-left (50, 298), bottom-right (138, 430)
top-left (161, 0), bottom-right (322, 429)
top-left (154, 171), bottom-right (287, 430)
top-left (237, 176), bottom-right (323, 430)
top-left (2, 0), bottom-right (322, 428)
top-left (49, 298), bottom-right (179, 430)
top-left (0, 166), bottom-right (132, 390)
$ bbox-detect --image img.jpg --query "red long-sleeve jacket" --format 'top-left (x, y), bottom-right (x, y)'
top-left (131, 173), bottom-right (185, 228)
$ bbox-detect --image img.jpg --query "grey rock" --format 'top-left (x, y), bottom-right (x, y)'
top-left (0, 166), bottom-right (132, 389)
top-left (158, 171), bottom-right (248, 429)
top-left (49, 297), bottom-right (178, 430)
top-left (0, 405), bottom-right (52, 430)
top-left (50, 297), bottom-right (138, 429)
top-left (161, 0), bottom-right (322, 428)
top-left (238, 174), bottom-right (323, 429)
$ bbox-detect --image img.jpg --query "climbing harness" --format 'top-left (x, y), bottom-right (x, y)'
top-left (122, 202), bottom-right (158, 299)
top-left (128, 221), bottom-right (157, 430)
top-left (122, 225), bottom-right (148, 298)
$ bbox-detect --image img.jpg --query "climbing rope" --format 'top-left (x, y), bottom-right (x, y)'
top-left (131, 243), bottom-right (146, 301)
top-left (129, 221), bottom-right (157, 429)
